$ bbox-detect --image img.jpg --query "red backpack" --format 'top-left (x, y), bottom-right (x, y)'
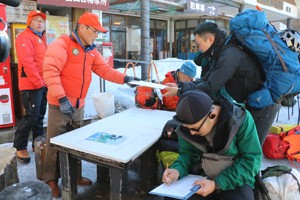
top-left (281, 126), bottom-right (300, 163)
top-left (134, 62), bottom-right (163, 110)
top-left (262, 133), bottom-right (289, 159)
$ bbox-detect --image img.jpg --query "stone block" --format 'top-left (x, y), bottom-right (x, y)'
top-left (0, 181), bottom-right (52, 200)
top-left (0, 146), bottom-right (19, 191)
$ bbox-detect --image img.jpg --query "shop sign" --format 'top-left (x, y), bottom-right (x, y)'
top-left (37, 0), bottom-right (109, 11)
top-left (186, 0), bottom-right (218, 16)
top-left (257, 0), bottom-right (284, 10)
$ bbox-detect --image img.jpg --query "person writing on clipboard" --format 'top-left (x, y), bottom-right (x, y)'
top-left (162, 90), bottom-right (262, 200)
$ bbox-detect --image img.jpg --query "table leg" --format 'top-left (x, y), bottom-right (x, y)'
top-left (59, 151), bottom-right (78, 200)
top-left (140, 144), bottom-right (158, 193)
top-left (109, 167), bottom-right (128, 200)
top-left (97, 165), bottom-right (109, 183)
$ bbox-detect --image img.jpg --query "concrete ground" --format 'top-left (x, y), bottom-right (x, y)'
top-left (0, 141), bottom-right (163, 200)
top-left (0, 105), bottom-right (299, 199)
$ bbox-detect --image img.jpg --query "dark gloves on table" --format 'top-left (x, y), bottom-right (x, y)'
top-left (58, 96), bottom-right (74, 118)
top-left (124, 75), bottom-right (141, 87)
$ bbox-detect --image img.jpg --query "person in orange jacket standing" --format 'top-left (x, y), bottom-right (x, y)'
top-left (42, 12), bottom-right (138, 198)
top-left (13, 10), bottom-right (47, 163)
top-left (161, 61), bottom-right (196, 111)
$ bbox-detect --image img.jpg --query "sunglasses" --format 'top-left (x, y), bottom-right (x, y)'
top-left (86, 26), bottom-right (100, 34)
top-left (187, 106), bottom-right (214, 132)
top-left (188, 112), bottom-right (211, 132)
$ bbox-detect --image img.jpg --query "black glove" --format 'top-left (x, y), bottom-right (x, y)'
top-left (58, 96), bottom-right (74, 118)
top-left (124, 76), bottom-right (140, 87)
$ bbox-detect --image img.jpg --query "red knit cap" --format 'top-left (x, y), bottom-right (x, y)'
top-left (78, 12), bottom-right (107, 33)
top-left (27, 10), bottom-right (46, 26)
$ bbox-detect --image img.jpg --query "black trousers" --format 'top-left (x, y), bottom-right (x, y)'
top-left (247, 103), bottom-right (281, 145)
top-left (13, 87), bottom-right (47, 150)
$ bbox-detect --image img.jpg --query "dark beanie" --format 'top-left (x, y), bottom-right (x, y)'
top-left (174, 90), bottom-right (212, 124)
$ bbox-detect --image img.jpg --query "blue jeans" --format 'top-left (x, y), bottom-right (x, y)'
top-left (13, 87), bottom-right (47, 150)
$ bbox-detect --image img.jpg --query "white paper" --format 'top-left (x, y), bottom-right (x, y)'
top-left (149, 174), bottom-right (205, 199)
top-left (129, 80), bottom-right (167, 89)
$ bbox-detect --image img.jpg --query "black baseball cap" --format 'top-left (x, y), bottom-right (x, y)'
top-left (174, 90), bottom-right (212, 124)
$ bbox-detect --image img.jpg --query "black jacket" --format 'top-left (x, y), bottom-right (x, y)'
top-left (179, 38), bottom-right (265, 103)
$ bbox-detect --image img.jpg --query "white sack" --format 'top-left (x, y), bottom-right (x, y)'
top-left (263, 168), bottom-right (300, 200)
top-left (92, 92), bottom-right (115, 118)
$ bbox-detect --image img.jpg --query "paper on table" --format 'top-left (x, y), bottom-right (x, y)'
top-left (128, 80), bottom-right (167, 89)
top-left (149, 174), bottom-right (205, 199)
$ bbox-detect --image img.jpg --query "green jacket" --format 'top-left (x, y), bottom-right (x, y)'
top-left (171, 97), bottom-right (262, 190)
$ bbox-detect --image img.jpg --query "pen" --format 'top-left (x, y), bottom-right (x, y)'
top-left (166, 163), bottom-right (172, 184)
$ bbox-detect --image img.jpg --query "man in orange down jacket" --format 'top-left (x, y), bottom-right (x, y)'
top-left (43, 12), bottom-right (139, 198)
top-left (13, 10), bottom-right (47, 163)
top-left (161, 61), bottom-right (196, 111)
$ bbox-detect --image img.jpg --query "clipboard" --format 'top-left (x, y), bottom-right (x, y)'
top-left (149, 174), bottom-right (204, 199)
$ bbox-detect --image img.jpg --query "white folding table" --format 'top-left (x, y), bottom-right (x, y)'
top-left (50, 107), bottom-right (175, 200)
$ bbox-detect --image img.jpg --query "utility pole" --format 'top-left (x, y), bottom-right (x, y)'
top-left (140, 0), bottom-right (150, 80)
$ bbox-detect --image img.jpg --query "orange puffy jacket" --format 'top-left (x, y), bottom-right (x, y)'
top-left (43, 32), bottom-right (126, 108)
top-left (161, 71), bottom-right (179, 111)
top-left (16, 27), bottom-right (47, 90)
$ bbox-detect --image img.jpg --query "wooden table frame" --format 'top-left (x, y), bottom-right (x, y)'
top-left (52, 143), bottom-right (158, 200)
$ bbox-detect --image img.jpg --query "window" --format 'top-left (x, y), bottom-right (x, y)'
top-left (187, 20), bottom-right (198, 28)
top-left (112, 16), bottom-right (125, 26)
top-left (175, 21), bottom-right (185, 29)
top-left (156, 20), bottom-right (167, 29)
top-left (102, 14), bottom-right (110, 26)
top-left (127, 16), bottom-right (141, 27)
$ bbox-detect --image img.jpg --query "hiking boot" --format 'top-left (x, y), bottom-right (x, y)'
top-left (47, 181), bottom-right (61, 198)
top-left (77, 176), bottom-right (92, 186)
top-left (16, 150), bottom-right (30, 163)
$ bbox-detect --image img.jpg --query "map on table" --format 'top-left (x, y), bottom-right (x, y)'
top-left (86, 132), bottom-right (127, 145)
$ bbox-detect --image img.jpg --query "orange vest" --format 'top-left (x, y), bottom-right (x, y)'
top-left (16, 28), bottom-right (47, 90)
top-left (44, 32), bottom-right (126, 108)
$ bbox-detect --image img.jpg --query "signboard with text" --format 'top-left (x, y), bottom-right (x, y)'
top-left (37, 0), bottom-right (109, 11)
top-left (187, 0), bottom-right (218, 16)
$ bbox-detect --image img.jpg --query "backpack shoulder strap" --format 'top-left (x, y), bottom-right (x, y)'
top-left (262, 30), bottom-right (288, 72)
top-left (255, 174), bottom-right (272, 200)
